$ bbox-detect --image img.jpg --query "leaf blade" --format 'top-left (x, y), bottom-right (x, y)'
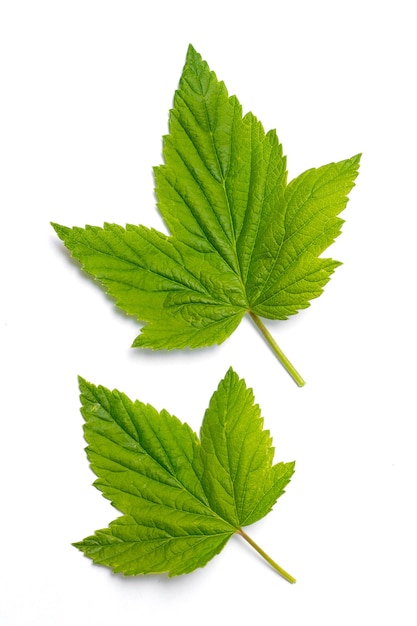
top-left (52, 222), bottom-right (246, 348)
top-left (156, 45), bottom-right (248, 273)
top-left (200, 368), bottom-right (294, 527)
top-left (53, 46), bottom-right (361, 380)
top-left (74, 517), bottom-right (233, 577)
top-left (75, 371), bottom-right (294, 577)
top-left (250, 155), bottom-right (361, 316)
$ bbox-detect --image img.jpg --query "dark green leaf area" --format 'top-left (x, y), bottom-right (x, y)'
top-left (74, 368), bottom-right (294, 577)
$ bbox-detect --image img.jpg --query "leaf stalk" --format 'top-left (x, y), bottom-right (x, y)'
top-left (247, 312), bottom-right (305, 387)
top-left (238, 528), bottom-right (296, 584)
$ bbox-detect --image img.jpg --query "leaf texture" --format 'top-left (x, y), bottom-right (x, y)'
top-left (52, 45), bottom-right (360, 375)
top-left (74, 369), bottom-right (295, 577)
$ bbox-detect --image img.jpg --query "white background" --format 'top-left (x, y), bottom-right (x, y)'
top-left (1, 1), bottom-right (416, 624)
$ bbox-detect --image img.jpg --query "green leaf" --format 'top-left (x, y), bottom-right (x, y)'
top-left (74, 368), bottom-right (295, 581)
top-left (52, 44), bottom-right (361, 385)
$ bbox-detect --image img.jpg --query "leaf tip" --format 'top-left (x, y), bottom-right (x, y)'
top-left (224, 365), bottom-right (238, 378)
top-left (185, 43), bottom-right (201, 65)
top-left (78, 375), bottom-right (96, 403)
top-left (51, 222), bottom-right (69, 240)
top-left (351, 152), bottom-right (362, 172)
top-left (77, 374), bottom-right (87, 388)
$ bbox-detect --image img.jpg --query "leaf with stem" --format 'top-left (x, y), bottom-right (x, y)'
top-left (53, 45), bottom-right (360, 385)
top-left (75, 368), bottom-right (296, 582)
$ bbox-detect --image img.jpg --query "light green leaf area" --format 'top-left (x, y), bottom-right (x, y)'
top-left (52, 45), bottom-right (360, 382)
top-left (74, 368), bottom-right (295, 579)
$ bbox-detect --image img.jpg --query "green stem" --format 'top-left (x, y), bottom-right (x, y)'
top-left (247, 312), bottom-right (305, 387)
top-left (238, 528), bottom-right (296, 584)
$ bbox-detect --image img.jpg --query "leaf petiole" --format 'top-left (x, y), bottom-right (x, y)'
top-left (238, 528), bottom-right (296, 584)
top-left (248, 312), bottom-right (305, 387)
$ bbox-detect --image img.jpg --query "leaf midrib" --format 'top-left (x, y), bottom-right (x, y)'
top-left (188, 70), bottom-right (247, 290)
